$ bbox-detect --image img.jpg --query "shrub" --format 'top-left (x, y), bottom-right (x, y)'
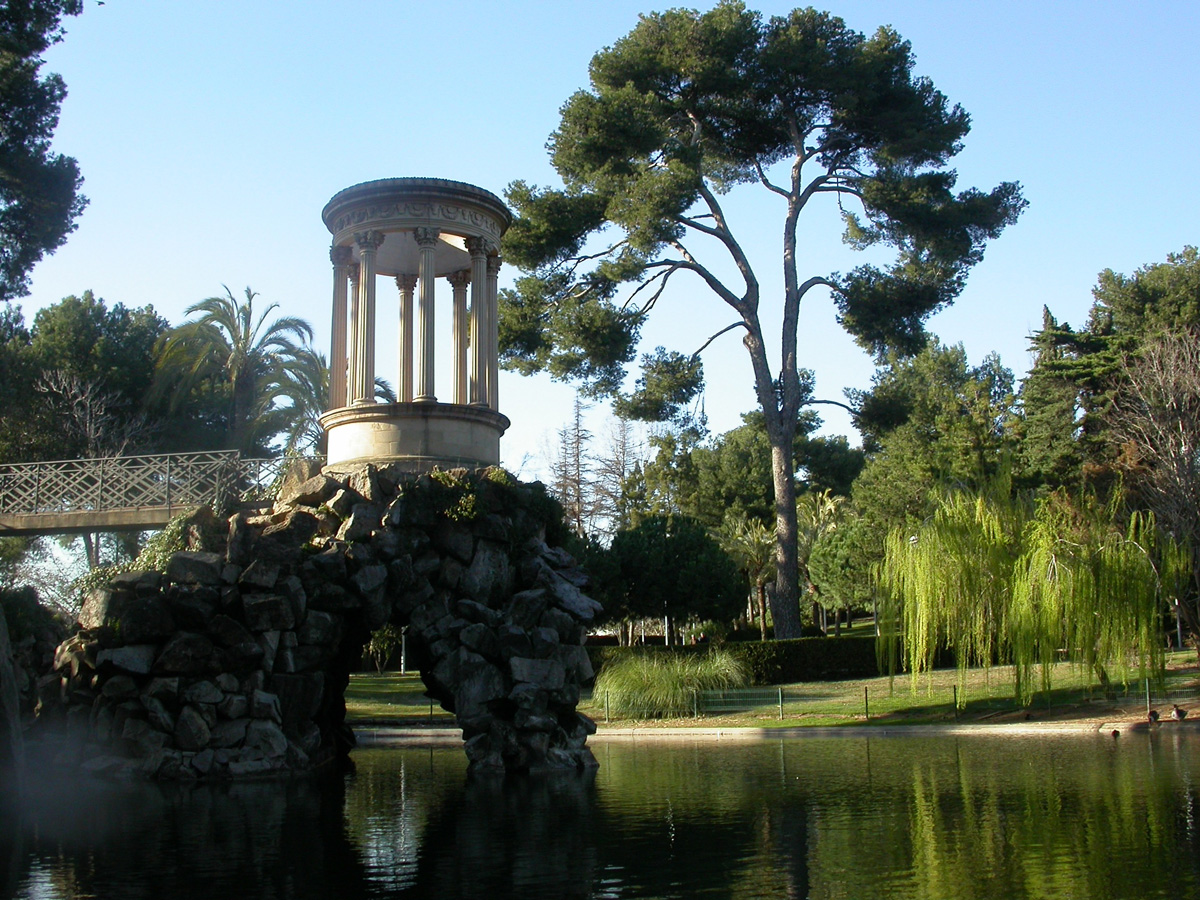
top-left (594, 649), bottom-right (749, 718)
top-left (588, 636), bottom-right (882, 686)
top-left (365, 624), bottom-right (403, 674)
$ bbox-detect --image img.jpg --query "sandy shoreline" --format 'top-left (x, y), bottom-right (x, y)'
top-left (351, 717), bottom-right (1200, 748)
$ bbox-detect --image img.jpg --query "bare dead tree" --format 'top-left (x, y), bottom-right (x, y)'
top-left (1109, 329), bottom-right (1200, 640)
top-left (591, 416), bottom-right (645, 538)
top-left (35, 370), bottom-right (152, 567)
top-left (548, 395), bottom-right (595, 539)
top-left (36, 369), bottom-right (150, 460)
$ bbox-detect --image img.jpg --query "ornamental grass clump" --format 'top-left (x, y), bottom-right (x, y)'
top-left (594, 651), bottom-right (749, 719)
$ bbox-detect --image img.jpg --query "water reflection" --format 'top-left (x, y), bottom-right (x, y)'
top-left (6, 761), bottom-right (371, 900)
top-left (7, 733), bottom-right (1200, 899)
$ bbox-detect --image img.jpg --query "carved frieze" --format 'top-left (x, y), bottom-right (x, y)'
top-left (331, 201), bottom-right (503, 238)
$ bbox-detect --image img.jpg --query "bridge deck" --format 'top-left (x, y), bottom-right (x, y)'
top-left (0, 506), bottom-right (202, 536)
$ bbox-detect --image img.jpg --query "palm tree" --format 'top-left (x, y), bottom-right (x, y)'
top-left (276, 346), bottom-right (329, 456)
top-left (275, 346), bottom-right (396, 456)
top-left (798, 489), bottom-right (844, 634)
top-left (718, 512), bottom-right (776, 640)
top-left (153, 286), bottom-right (312, 454)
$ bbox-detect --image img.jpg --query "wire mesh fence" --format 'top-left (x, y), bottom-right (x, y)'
top-left (581, 674), bottom-right (1200, 724)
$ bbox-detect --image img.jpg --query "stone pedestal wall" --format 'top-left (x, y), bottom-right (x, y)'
top-left (43, 466), bottom-right (599, 779)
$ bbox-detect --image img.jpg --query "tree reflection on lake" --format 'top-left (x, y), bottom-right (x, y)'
top-left (6, 733), bottom-right (1200, 898)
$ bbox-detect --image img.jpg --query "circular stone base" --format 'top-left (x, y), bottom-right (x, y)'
top-left (319, 402), bottom-right (510, 471)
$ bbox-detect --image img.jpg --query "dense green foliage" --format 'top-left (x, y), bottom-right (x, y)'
top-left (844, 342), bottom-right (1015, 588)
top-left (0, 0), bottom-right (86, 301)
top-left (808, 512), bottom-right (876, 616)
top-left (502, 1), bottom-right (1023, 637)
top-left (0, 293), bottom-right (167, 463)
top-left (592, 513), bottom-right (744, 636)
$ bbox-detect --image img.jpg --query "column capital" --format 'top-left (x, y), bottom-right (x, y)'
top-left (465, 235), bottom-right (494, 258)
top-left (395, 273), bottom-right (418, 292)
top-left (486, 254), bottom-right (502, 276)
top-left (353, 230), bottom-right (385, 251)
top-left (330, 244), bottom-right (353, 267)
top-left (446, 269), bottom-right (471, 289)
top-left (414, 226), bottom-right (440, 247)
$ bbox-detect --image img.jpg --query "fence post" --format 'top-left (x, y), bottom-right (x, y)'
top-left (778, 686), bottom-right (784, 720)
top-left (864, 686), bottom-right (869, 722)
top-left (605, 691), bottom-right (610, 724)
top-left (953, 685), bottom-right (958, 721)
top-left (693, 689), bottom-right (699, 719)
top-left (1146, 678), bottom-right (1152, 719)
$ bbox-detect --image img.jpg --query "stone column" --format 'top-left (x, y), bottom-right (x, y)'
top-left (414, 227), bottom-right (440, 402)
top-left (487, 253), bottom-right (502, 411)
top-left (466, 237), bottom-right (489, 406)
top-left (447, 269), bottom-right (471, 404)
top-left (347, 262), bottom-right (361, 403)
top-left (329, 245), bottom-right (353, 409)
top-left (395, 274), bottom-right (417, 403)
top-left (352, 230), bottom-right (385, 404)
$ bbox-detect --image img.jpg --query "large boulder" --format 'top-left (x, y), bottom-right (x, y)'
top-left (0, 613), bottom-right (24, 792)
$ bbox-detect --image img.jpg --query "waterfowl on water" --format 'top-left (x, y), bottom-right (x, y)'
top-left (1172, 705), bottom-right (1188, 721)
top-left (1149, 709), bottom-right (1160, 723)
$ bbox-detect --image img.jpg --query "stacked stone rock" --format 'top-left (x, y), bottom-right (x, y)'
top-left (46, 465), bottom-right (600, 779)
top-left (0, 613), bottom-right (24, 791)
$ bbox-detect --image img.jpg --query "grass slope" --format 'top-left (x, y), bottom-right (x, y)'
top-left (345, 652), bottom-right (1200, 729)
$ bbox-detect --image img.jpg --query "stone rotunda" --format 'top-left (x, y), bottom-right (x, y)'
top-left (319, 178), bottom-right (512, 471)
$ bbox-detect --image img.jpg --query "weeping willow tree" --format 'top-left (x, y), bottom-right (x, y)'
top-left (881, 483), bottom-right (1181, 705)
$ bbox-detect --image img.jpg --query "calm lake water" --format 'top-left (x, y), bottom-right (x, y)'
top-left (4, 733), bottom-right (1200, 899)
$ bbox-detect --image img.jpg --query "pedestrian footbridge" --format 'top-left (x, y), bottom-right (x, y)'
top-left (0, 451), bottom-right (295, 535)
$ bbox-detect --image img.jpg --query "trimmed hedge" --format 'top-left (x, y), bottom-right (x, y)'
top-left (586, 636), bottom-right (881, 686)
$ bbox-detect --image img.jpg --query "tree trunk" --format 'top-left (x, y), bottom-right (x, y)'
top-left (82, 532), bottom-right (99, 569)
top-left (769, 441), bottom-right (803, 639)
top-left (756, 581), bottom-right (768, 641)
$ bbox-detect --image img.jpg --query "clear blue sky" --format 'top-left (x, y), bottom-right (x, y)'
top-left (24, 0), bottom-right (1200, 478)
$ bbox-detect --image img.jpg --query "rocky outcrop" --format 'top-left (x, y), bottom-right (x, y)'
top-left (0, 611), bottom-right (24, 792)
top-left (43, 466), bottom-right (600, 778)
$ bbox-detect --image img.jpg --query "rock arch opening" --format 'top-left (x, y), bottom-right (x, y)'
top-left (44, 464), bottom-right (599, 778)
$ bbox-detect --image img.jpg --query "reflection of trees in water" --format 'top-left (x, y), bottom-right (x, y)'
top-left (7, 738), bottom-right (1200, 899)
top-left (7, 763), bottom-right (370, 900)
top-left (800, 735), bottom-right (1200, 899)
top-left (899, 735), bottom-right (1200, 900)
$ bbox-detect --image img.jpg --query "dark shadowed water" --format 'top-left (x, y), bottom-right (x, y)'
top-left (4, 733), bottom-right (1200, 899)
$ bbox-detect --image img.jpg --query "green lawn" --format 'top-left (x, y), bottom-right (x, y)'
top-left (346, 652), bottom-right (1200, 728)
top-left (345, 672), bottom-right (455, 725)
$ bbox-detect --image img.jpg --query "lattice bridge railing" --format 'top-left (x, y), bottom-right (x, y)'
top-left (0, 452), bottom-right (301, 528)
